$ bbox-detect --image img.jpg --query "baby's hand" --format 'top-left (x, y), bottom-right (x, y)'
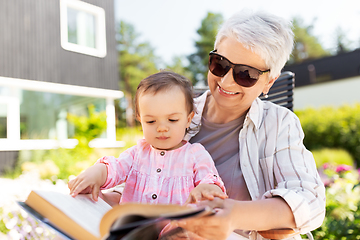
top-left (185, 183), bottom-right (228, 204)
top-left (68, 163), bottom-right (107, 201)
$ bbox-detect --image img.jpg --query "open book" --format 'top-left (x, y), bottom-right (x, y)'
top-left (18, 190), bottom-right (212, 240)
top-left (19, 190), bottom-right (298, 240)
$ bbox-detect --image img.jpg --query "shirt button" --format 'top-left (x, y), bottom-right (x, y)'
top-left (157, 168), bottom-right (161, 173)
top-left (152, 194), bottom-right (157, 199)
top-left (160, 151), bottom-right (165, 156)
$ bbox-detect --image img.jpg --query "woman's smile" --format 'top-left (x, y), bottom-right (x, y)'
top-left (218, 84), bottom-right (240, 96)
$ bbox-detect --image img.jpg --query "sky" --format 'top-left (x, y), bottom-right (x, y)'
top-left (114, 0), bottom-right (360, 64)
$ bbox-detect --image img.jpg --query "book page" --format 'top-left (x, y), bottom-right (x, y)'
top-left (35, 191), bottom-right (112, 238)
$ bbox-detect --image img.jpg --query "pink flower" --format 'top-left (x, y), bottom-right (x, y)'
top-left (323, 163), bottom-right (330, 169)
top-left (335, 164), bottom-right (352, 173)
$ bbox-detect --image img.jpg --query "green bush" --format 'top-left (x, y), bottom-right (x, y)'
top-left (295, 104), bottom-right (360, 167)
top-left (7, 126), bottom-right (143, 182)
top-left (312, 148), bottom-right (354, 168)
top-left (67, 104), bottom-right (107, 148)
top-left (12, 146), bottom-right (96, 182)
top-left (116, 126), bottom-right (143, 149)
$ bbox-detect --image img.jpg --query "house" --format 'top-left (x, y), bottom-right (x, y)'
top-left (0, 0), bottom-right (123, 173)
top-left (283, 49), bottom-right (360, 109)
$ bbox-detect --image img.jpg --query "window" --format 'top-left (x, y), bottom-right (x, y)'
top-left (60, 0), bottom-right (106, 58)
top-left (0, 103), bottom-right (6, 138)
top-left (0, 77), bottom-right (123, 150)
top-left (19, 90), bottom-right (106, 140)
top-left (0, 87), bottom-right (10, 139)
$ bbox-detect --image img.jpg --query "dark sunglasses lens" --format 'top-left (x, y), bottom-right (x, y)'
top-left (233, 67), bottom-right (259, 87)
top-left (209, 55), bottom-right (230, 77)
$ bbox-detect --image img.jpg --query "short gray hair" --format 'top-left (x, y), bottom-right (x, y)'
top-left (214, 9), bottom-right (294, 79)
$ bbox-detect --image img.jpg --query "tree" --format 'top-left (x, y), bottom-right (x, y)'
top-left (186, 12), bottom-right (223, 86)
top-left (116, 21), bottom-right (159, 127)
top-left (164, 56), bottom-right (193, 81)
top-left (289, 17), bottom-right (330, 64)
top-left (334, 27), bottom-right (352, 54)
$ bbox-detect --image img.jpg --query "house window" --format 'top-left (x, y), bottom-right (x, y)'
top-left (0, 103), bottom-right (6, 138)
top-left (60, 0), bottom-right (106, 58)
top-left (0, 86), bottom-right (9, 139)
top-left (19, 90), bottom-right (106, 140)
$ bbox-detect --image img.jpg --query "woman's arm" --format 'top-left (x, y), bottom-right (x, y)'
top-left (268, 110), bottom-right (326, 232)
top-left (177, 197), bottom-right (295, 240)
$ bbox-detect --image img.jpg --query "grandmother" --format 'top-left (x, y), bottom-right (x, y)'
top-left (175, 9), bottom-right (325, 240)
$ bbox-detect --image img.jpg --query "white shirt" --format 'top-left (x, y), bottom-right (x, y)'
top-left (185, 91), bottom-right (326, 240)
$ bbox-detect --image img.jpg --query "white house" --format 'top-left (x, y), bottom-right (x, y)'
top-left (0, 0), bottom-right (123, 172)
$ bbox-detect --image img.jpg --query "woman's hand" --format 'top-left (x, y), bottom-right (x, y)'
top-left (186, 184), bottom-right (228, 204)
top-left (159, 225), bottom-right (207, 240)
top-left (68, 163), bottom-right (107, 201)
top-left (99, 191), bottom-right (122, 206)
top-left (178, 197), bottom-right (237, 240)
top-left (179, 196), bottom-right (297, 240)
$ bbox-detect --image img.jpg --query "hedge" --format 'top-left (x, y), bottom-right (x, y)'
top-left (295, 104), bottom-right (360, 167)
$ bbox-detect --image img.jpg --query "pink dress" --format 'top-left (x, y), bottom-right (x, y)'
top-left (98, 139), bottom-right (225, 205)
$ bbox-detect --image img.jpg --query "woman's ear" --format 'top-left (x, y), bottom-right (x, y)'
top-left (186, 111), bottom-right (195, 128)
top-left (263, 74), bottom-right (279, 94)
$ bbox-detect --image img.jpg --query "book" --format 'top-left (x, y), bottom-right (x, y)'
top-left (19, 190), bottom-right (297, 240)
top-left (18, 190), bottom-right (212, 240)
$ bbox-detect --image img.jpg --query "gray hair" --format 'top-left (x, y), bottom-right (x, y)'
top-left (214, 9), bottom-right (294, 79)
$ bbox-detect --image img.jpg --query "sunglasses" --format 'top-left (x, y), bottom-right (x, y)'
top-left (208, 50), bottom-right (270, 87)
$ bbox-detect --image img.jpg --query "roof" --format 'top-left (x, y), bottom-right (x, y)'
top-left (283, 48), bottom-right (360, 87)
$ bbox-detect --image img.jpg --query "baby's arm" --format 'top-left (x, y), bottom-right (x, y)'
top-left (186, 183), bottom-right (228, 204)
top-left (68, 163), bottom-right (107, 201)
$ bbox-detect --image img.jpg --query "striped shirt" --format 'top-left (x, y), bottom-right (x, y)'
top-left (98, 139), bottom-right (225, 205)
top-left (185, 91), bottom-right (326, 240)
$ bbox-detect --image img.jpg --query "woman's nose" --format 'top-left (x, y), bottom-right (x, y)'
top-left (221, 70), bottom-right (236, 86)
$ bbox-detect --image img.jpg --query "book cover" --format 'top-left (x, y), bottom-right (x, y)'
top-left (19, 190), bottom-right (211, 240)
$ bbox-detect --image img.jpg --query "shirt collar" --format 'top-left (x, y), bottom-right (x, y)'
top-left (184, 90), bottom-right (209, 141)
top-left (245, 98), bottom-right (264, 130)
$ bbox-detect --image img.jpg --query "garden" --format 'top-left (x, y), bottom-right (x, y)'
top-left (1, 104), bottom-right (360, 239)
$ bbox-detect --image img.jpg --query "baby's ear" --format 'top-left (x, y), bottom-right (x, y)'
top-left (135, 114), bottom-right (141, 122)
top-left (187, 111), bottom-right (195, 126)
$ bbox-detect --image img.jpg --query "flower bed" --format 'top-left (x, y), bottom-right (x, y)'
top-left (0, 171), bottom-right (68, 240)
top-left (313, 164), bottom-right (360, 239)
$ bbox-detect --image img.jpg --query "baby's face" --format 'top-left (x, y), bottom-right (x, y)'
top-left (138, 87), bottom-right (193, 150)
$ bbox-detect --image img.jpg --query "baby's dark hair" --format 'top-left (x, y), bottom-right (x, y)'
top-left (135, 70), bottom-right (194, 119)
